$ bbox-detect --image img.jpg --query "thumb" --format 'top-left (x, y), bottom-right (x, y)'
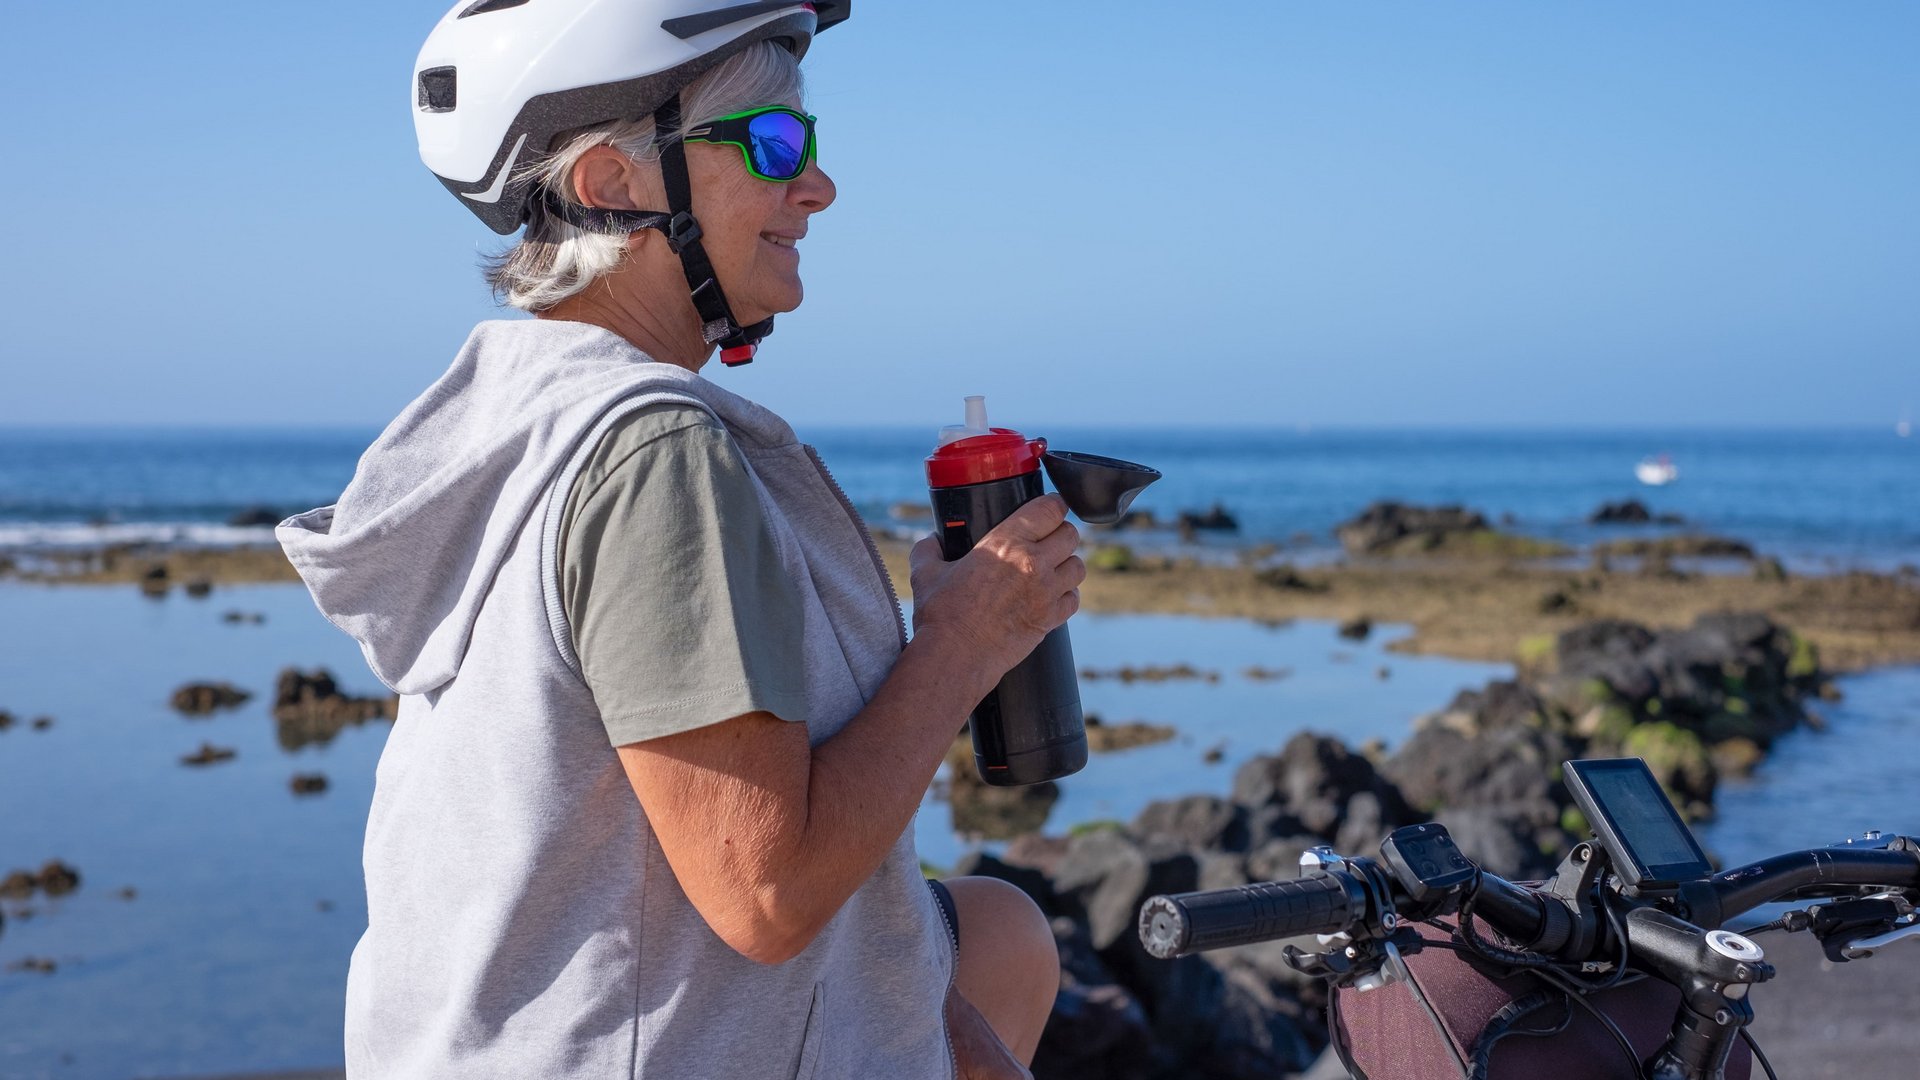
top-left (993, 494), bottom-right (1069, 543)
top-left (910, 534), bottom-right (946, 571)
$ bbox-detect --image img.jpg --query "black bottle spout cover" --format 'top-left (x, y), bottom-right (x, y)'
top-left (1042, 450), bottom-right (1162, 525)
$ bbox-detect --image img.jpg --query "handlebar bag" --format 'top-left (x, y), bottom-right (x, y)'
top-left (1331, 923), bottom-right (1752, 1080)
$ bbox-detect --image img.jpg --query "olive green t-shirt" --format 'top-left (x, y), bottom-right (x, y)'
top-left (558, 402), bottom-right (810, 747)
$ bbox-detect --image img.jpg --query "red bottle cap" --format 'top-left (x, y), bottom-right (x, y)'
top-left (926, 429), bottom-right (1048, 489)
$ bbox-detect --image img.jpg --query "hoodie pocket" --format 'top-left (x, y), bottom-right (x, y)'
top-left (792, 982), bottom-right (827, 1080)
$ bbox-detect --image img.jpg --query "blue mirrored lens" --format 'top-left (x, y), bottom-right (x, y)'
top-left (746, 111), bottom-right (809, 179)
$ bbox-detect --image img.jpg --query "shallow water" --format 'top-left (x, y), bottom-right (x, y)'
top-left (0, 581), bottom-right (1909, 1078)
top-left (1701, 665), bottom-right (1920, 869)
top-left (913, 614), bottom-right (1511, 869)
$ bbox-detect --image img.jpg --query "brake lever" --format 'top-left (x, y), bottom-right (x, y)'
top-left (1809, 895), bottom-right (1914, 963)
top-left (1839, 915), bottom-right (1920, 960)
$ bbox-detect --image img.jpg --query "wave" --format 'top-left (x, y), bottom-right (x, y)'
top-left (0, 521), bottom-right (281, 552)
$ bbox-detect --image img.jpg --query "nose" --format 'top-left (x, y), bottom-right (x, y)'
top-left (790, 159), bottom-right (836, 214)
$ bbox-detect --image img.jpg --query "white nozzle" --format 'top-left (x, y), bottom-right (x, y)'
top-left (938, 395), bottom-right (995, 445)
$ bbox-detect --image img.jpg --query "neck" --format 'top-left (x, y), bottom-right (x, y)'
top-left (539, 263), bottom-right (713, 373)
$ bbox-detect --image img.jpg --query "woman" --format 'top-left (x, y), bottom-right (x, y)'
top-left (278, 2), bottom-right (1074, 1078)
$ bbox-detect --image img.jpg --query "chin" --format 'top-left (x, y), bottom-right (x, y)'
top-left (758, 283), bottom-right (806, 318)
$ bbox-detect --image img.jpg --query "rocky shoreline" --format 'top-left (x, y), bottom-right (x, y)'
top-left (18, 500), bottom-right (1915, 674)
top-left (6, 501), bottom-right (1916, 1079)
top-left (937, 607), bottom-right (1837, 1079)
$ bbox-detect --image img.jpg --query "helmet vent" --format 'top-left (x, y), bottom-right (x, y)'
top-left (459, 0), bottom-right (533, 16)
top-left (418, 67), bottom-right (459, 113)
top-left (662, 2), bottom-right (810, 40)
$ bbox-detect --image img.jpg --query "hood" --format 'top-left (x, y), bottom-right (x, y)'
top-left (277, 319), bottom-right (795, 695)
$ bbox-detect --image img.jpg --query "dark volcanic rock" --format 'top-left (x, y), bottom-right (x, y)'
top-left (965, 609), bottom-right (1833, 1080)
top-left (30, 716), bottom-right (52, 732)
top-left (1052, 829), bottom-right (1156, 950)
top-left (170, 682), bottom-right (252, 716)
top-left (227, 506), bottom-right (284, 527)
top-left (36, 861), bottom-right (80, 897)
top-left (221, 611), bottom-right (267, 625)
top-left (952, 851), bottom-right (1061, 915)
top-left (290, 773), bottom-right (330, 796)
top-left (1032, 918), bottom-right (1156, 1080)
top-left (1085, 715), bottom-right (1177, 753)
top-left (1593, 535), bottom-right (1757, 561)
top-left (1547, 612), bottom-right (1816, 746)
top-left (181, 742), bottom-right (237, 766)
top-left (1383, 709), bottom-right (1574, 878)
top-left (1589, 499), bottom-right (1685, 525)
top-left (1590, 499), bottom-right (1653, 524)
top-left (1080, 664), bottom-right (1219, 684)
top-left (1, 861), bottom-right (82, 901)
top-left (1336, 501), bottom-right (1489, 555)
top-left (1177, 504), bottom-right (1240, 532)
top-left (1132, 795), bottom-right (1250, 854)
top-left (1231, 733), bottom-right (1419, 844)
top-left (1388, 610), bottom-right (1826, 863)
top-left (273, 668), bottom-right (399, 750)
top-left (0, 870), bottom-right (36, 900)
top-left (944, 733), bottom-right (1059, 839)
top-left (1336, 616), bottom-right (1372, 642)
top-left (1254, 565), bottom-right (1328, 593)
top-left (0, 711), bottom-right (12, 732)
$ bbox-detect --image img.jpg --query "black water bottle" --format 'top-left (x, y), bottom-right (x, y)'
top-left (925, 397), bottom-right (1161, 788)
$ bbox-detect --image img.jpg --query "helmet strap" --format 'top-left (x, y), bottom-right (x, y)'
top-left (537, 94), bottom-right (773, 368)
top-left (653, 95), bottom-right (772, 366)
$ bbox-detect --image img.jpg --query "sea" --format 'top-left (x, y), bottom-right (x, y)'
top-left (0, 426), bottom-right (1915, 1079)
top-left (2, 426), bottom-right (1916, 570)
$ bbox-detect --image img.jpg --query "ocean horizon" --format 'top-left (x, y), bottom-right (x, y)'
top-left (4, 424), bottom-right (1914, 571)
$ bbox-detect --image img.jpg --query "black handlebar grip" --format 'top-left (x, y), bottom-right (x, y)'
top-left (1139, 874), bottom-right (1358, 959)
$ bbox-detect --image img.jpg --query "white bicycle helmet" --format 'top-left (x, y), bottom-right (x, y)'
top-left (413, 0), bottom-right (849, 236)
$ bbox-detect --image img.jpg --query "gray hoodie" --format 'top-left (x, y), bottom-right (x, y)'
top-left (278, 319), bottom-right (954, 1080)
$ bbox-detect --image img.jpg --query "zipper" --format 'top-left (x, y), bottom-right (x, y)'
top-left (809, 443), bottom-right (950, 1077)
top-left (932, 882), bottom-right (961, 1080)
top-left (803, 445), bottom-right (909, 649)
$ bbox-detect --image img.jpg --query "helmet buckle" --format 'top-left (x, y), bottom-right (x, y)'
top-left (666, 211), bottom-right (704, 254)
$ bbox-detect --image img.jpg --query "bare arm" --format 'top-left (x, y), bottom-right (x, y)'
top-left (617, 495), bottom-right (1083, 964)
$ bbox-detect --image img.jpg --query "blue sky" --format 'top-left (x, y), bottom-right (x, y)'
top-left (1, 2), bottom-right (1913, 429)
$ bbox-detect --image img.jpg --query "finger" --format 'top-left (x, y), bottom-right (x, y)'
top-left (1033, 520), bottom-right (1081, 569)
top-left (1051, 589), bottom-right (1081, 625)
top-left (991, 494), bottom-right (1069, 543)
top-left (1058, 553), bottom-right (1087, 591)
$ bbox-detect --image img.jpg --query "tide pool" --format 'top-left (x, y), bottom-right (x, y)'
top-left (0, 581), bottom-right (1909, 1078)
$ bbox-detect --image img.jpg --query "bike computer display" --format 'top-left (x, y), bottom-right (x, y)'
top-left (1564, 758), bottom-right (1712, 889)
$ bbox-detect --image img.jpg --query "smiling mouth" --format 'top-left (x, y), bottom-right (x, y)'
top-left (760, 233), bottom-right (800, 248)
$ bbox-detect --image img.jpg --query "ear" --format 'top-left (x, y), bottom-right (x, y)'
top-left (571, 145), bottom-right (647, 210)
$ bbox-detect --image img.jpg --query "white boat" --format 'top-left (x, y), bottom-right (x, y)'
top-left (1636, 454), bottom-right (1679, 486)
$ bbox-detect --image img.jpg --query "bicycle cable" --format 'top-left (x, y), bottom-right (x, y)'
top-left (1469, 990), bottom-right (1572, 1080)
top-left (1739, 1029), bottom-right (1780, 1080)
top-left (1402, 950), bottom-right (1475, 1080)
top-left (1529, 964), bottom-right (1650, 1080)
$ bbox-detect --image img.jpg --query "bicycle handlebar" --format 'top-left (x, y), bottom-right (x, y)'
top-left (1711, 845), bottom-right (1920, 919)
top-left (1139, 874), bottom-right (1358, 958)
top-left (1139, 836), bottom-right (1920, 962)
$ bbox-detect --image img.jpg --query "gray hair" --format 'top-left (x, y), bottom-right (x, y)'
top-left (485, 42), bottom-right (806, 312)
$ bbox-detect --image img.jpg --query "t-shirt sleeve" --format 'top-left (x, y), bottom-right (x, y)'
top-left (558, 402), bottom-right (810, 747)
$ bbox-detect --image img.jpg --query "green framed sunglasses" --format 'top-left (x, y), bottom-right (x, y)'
top-left (684, 105), bottom-right (818, 183)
